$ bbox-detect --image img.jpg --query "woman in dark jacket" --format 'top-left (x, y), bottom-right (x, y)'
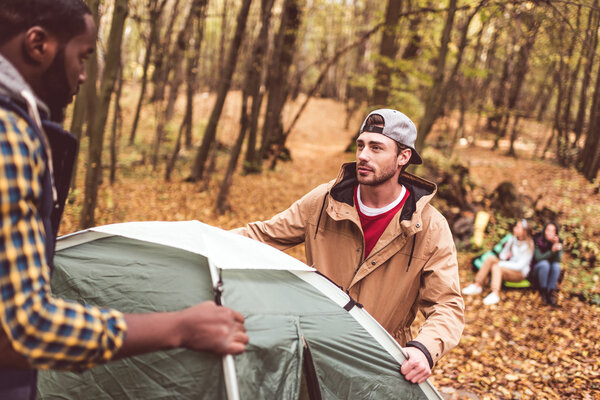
top-left (531, 222), bottom-right (563, 305)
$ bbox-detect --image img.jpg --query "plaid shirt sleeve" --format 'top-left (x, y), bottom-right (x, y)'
top-left (0, 108), bottom-right (127, 371)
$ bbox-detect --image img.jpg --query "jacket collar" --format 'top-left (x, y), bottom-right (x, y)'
top-left (329, 162), bottom-right (437, 225)
top-left (0, 53), bottom-right (50, 118)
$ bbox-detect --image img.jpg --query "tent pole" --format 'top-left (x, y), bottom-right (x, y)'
top-left (207, 260), bottom-right (241, 400)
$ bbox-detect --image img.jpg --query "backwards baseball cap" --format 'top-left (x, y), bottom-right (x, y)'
top-left (359, 108), bottom-right (422, 165)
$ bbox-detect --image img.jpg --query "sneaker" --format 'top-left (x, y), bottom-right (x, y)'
top-left (462, 283), bottom-right (482, 295)
top-left (539, 287), bottom-right (549, 305)
top-left (483, 292), bottom-right (500, 305)
top-left (548, 289), bottom-right (558, 306)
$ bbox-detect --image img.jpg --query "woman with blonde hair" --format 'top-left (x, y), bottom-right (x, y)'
top-left (463, 219), bottom-right (534, 305)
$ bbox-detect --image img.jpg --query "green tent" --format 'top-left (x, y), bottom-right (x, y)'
top-left (38, 221), bottom-right (442, 399)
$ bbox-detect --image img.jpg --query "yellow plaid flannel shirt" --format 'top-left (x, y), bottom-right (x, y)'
top-left (0, 107), bottom-right (127, 370)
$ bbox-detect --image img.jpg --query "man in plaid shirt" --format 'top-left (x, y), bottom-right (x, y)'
top-left (0, 1), bottom-right (248, 398)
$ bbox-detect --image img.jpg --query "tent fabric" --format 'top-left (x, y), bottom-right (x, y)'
top-left (38, 221), bottom-right (442, 399)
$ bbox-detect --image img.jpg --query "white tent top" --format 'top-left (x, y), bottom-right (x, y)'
top-left (57, 220), bottom-right (313, 272)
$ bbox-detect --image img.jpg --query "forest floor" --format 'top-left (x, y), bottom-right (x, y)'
top-left (61, 92), bottom-right (599, 399)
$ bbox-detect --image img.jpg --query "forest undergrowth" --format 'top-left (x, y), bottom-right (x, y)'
top-left (61, 92), bottom-right (599, 399)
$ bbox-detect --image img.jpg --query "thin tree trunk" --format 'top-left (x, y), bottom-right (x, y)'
top-left (580, 36), bottom-right (600, 180)
top-left (80, 0), bottom-right (128, 229)
top-left (558, 6), bottom-right (582, 163)
top-left (128, 0), bottom-right (168, 145)
top-left (258, 0), bottom-right (303, 164)
top-left (447, 81), bottom-right (466, 157)
top-left (371, 0), bottom-right (403, 106)
top-left (110, 63), bottom-right (124, 185)
top-left (214, 0), bottom-right (229, 92)
top-left (416, 0), bottom-right (467, 149)
top-left (242, 0), bottom-right (275, 174)
top-left (534, 62), bottom-right (556, 121)
top-left (215, 96), bottom-right (249, 214)
top-left (344, 0), bottom-right (372, 130)
top-left (152, 2), bottom-right (195, 170)
top-left (507, 115), bottom-right (521, 157)
top-left (69, 0), bottom-right (100, 191)
top-left (554, 57), bottom-right (567, 164)
top-left (573, 1), bottom-right (599, 146)
top-left (188, 0), bottom-right (254, 182)
top-left (150, 0), bottom-right (182, 103)
top-left (541, 130), bottom-right (555, 160)
top-left (185, 0), bottom-right (208, 149)
top-left (494, 12), bottom-right (539, 150)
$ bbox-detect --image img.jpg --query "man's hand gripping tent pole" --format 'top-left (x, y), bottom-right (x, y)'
top-left (208, 260), bottom-right (241, 400)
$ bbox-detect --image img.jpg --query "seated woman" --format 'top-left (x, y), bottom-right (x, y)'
top-left (463, 219), bottom-right (534, 305)
top-left (531, 222), bottom-right (563, 306)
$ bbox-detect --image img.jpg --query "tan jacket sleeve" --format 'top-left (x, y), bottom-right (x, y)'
top-left (232, 183), bottom-right (328, 251)
top-left (412, 210), bottom-right (465, 366)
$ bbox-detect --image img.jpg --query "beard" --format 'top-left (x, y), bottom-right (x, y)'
top-left (39, 47), bottom-right (73, 123)
top-left (356, 161), bottom-right (399, 186)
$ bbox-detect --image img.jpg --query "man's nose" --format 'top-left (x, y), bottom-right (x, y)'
top-left (79, 68), bottom-right (87, 85)
top-left (357, 148), bottom-right (370, 161)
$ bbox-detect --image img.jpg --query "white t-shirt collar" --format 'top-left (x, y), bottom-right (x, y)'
top-left (357, 184), bottom-right (406, 217)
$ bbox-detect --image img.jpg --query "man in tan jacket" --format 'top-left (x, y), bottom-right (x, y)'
top-left (235, 109), bottom-right (464, 383)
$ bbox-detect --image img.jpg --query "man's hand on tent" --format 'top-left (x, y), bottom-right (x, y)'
top-left (177, 301), bottom-right (249, 355)
top-left (117, 302), bottom-right (248, 360)
top-left (400, 347), bottom-right (431, 383)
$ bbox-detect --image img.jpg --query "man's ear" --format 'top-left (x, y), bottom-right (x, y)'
top-left (23, 27), bottom-right (58, 69)
top-left (397, 148), bottom-right (412, 168)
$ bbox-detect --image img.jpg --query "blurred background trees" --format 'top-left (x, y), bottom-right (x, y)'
top-left (71, 0), bottom-right (600, 226)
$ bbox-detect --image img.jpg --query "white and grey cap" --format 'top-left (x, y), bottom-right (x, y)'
top-left (359, 108), bottom-right (422, 165)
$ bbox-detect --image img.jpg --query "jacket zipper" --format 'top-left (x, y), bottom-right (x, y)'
top-left (406, 233), bottom-right (416, 272)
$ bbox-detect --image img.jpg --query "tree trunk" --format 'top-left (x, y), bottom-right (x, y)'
top-left (580, 39), bottom-right (600, 181)
top-left (69, 0), bottom-right (100, 191)
top-left (487, 35), bottom-right (513, 138)
top-left (473, 23), bottom-right (500, 132)
top-left (534, 62), bottom-right (556, 122)
top-left (80, 0), bottom-right (128, 229)
top-left (494, 11), bottom-right (539, 151)
top-left (573, 1), bottom-right (600, 146)
top-left (150, 0), bottom-right (182, 103)
top-left (109, 63), bottom-right (124, 185)
top-left (166, 0), bottom-right (208, 182)
top-left (415, 0), bottom-right (461, 149)
top-left (243, 0), bottom-right (276, 174)
top-left (188, 0), bottom-right (254, 182)
top-left (344, 0), bottom-right (375, 130)
top-left (554, 47), bottom-right (567, 165)
top-left (214, 0), bottom-right (229, 92)
top-left (371, 0), bottom-right (403, 106)
top-left (507, 115), bottom-right (521, 157)
top-left (152, 2), bottom-right (196, 170)
top-left (185, 0), bottom-right (208, 150)
top-left (128, 0), bottom-right (168, 145)
top-left (557, 7), bottom-right (582, 164)
top-left (258, 0), bottom-right (303, 164)
top-left (215, 95), bottom-right (249, 214)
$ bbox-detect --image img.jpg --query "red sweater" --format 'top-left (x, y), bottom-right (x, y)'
top-left (354, 185), bottom-right (410, 259)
